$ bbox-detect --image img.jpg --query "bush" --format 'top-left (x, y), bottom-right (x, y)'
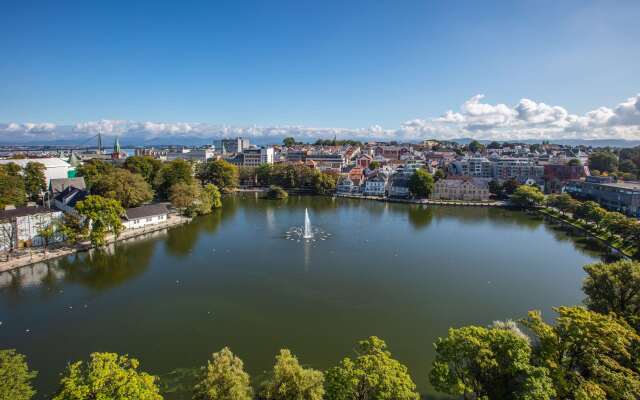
top-left (265, 186), bottom-right (288, 200)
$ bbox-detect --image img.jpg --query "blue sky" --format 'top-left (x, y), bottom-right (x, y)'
top-left (1, 0), bottom-right (639, 142)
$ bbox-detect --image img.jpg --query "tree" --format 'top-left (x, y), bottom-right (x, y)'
top-left (511, 185), bottom-right (545, 208)
top-left (197, 160), bottom-right (239, 192)
top-left (75, 159), bottom-right (115, 190)
top-left (282, 137), bottom-right (296, 147)
top-left (408, 169), bottom-right (434, 198)
top-left (589, 151), bottom-right (618, 173)
top-left (154, 159), bottom-right (194, 200)
top-left (59, 213), bottom-right (87, 245)
top-left (547, 193), bottom-right (577, 216)
top-left (91, 169), bottom-right (154, 208)
top-left (0, 163), bottom-right (26, 208)
top-left (193, 347), bottom-right (252, 400)
top-left (488, 179), bottom-right (504, 198)
top-left (265, 185), bottom-right (288, 200)
top-left (260, 349), bottom-right (324, 400)
top-left (36, 221), bottom-right (57, 254)
top-left (368, 161), bottom-right (380, 171)
top-left (433, 169), bottom-right (445, 181)
top-left (429, 325), bottom-right (554, 400)
top-left (503, 178), bottom-right (520, 195)
top-left (619, 159), bottom-right (637, 174)
top-left (0, 349), bottom-right (37, 400)
top-left (312, 171), bottom-right (336, 195)
top-left (325, 336), bottom-right (419, 400)
top-left (169, 182), bottom-right (200, 215)
top-left (601, 211), bottom-right (628, 237)
top-left (567, 158), bottom-right (582, 166)
top-left (75, 195), bottom-right (125, 246)
top-left (123, 156), bottom-right (163, 186)
top-left (522, 306), bottom-right (640, 400)
top-left (574, 201), bottom-right (606, 227)
top-left (24, 162), bottom-right (46, 201)
top-left (583, 260), bottom-right (640, 332)
top-left (487, 141), bottom-right (501, 149)
top-left (468, 140), bottom-right (484, 153)
top-left (204, 184), bottom-right (222, 209)
top-left (53, 352), bottom-right (162, 400)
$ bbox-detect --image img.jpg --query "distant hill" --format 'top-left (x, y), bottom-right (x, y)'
top-left (449, 138), bottom-right (640, 148)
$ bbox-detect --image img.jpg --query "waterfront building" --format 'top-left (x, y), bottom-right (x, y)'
top-left (122, 204), bottom-right (170, 230)
top-left (388, 174), bottom-right (410, 198)
top-left (431, 178), bottom-right (491, 201)
top-left (0, 206), bottom-right (63, 251)
top-left (336, 177), bottom-right (355, 194)
top-left (363, 173), bottom-right (387, 196)
top-left (564, 176), bottom-right (640, 217)
top-left (52, 186), bottom-right (88, 214)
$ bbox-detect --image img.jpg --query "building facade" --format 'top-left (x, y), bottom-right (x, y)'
top-left (564, 176), bottom-right (640, 217)
top-left (431, 178), bottom-right (491, 201)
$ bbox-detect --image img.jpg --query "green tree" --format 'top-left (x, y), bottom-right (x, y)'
top-left (433, 169), bottom-right (446, 181)
top-left (204, 184), bottom-right (222, 209)
top-left (522, 306), bottom-right (640, 400)
top-left (468, 140), bottom-right (484, 153)
top-left (282, 137), bottom-right (296, 147)
top-left (368, 161), bottom-right (380, 170)
top-left (325, 336), bottom-right (419, 400)
top-left (154, 159), bottom-right (194, 200)
top-left (547, 193), bottom-right (577, 216)
top-left (59, 213), bottom-right (88, 245)
top-left (0, 349), bottom-right (37, 400)
top-left (511, 185), bottom-right (545, 208)
top-left (583, 260), bottom-right (640, 332)
top-left (91, 169), bottom-right (154, 208)
top-left (193, 347), bottom-right (252, 400)
top-left (265, 185), bottom-right (288, 200)
top-left (260, 349), bottom-right (324, 400)
top-left (488, 179), bottom-right (504, 198)
top-left (124, 156), bottom-right (163, 185)
top-left (589, 151), bottom-right (618, 173)
top-left (24, 162), bottom-right (46, 201)
top-left (487, 141), bottom-right (501, 149)
top-left (429, 325), bottom-right (554, 400)
top-left (0, 163), bottom-right (26, 207)
top-left (75, 195), bottom-right (125, 246)
top-left (53, 352), bottom-right (162, 400)
top-left (503, 178), bottom-right (520, 195)
top-left (169, 182), bottom-right (201, 216)
top-left (619, 159), bottom-right (637, 174)
top-left (567, 158), bottom-right (582, 166)
top-left (197, 160), bottom-right (239, 191)
top-left (36, 221), bottom-right (57, 254)
top-left (408, 169), bottom-right (434, 198)
top-left (75, 159), bottom-right (115, 190)
top-left (574, 201), bottom-right (606, 227)
top-left (312, 171), bottom-right (337, 195)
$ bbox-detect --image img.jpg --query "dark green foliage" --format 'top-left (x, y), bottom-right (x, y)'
top-left (154, 159), bottom-right (194, 200)
top-left (408, 169), bottom-right (434, 198)
top-left (589, 151), bottom-right (618, 173)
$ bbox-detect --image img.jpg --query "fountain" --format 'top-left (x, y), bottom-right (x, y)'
top-left (284, 208), bottom-right (331, 243)
top-left (303, 208), bottom-right (313, 239)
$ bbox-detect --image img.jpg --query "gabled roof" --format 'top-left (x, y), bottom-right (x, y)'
top-left (50, 177), bottom-right (86, 194)
top-left (53, 186), bottom-right (88, 208)
top-left (0, 206), bottom-right (56, 220)
top-left (124, 204), bottom-right (169, 220)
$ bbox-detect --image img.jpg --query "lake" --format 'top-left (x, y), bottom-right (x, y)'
top-left (0, 194), bottom-right (611, 398)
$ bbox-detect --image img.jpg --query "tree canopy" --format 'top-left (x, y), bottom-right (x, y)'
top-left (0, 163), bottom-right (26, 208)
top-left (260, 349), bottom-right (324, 400)
top-left (589, 151), bottom-right (618, 173)
top-left (91, 168), bottom-right (154, 208)
top-left (511, 185), bottom-right (545, 208)
top-left (408, 169), bottom-right (434, 198)
top-left (197, 159), bottom-right (239, 191)
top-left (193, 347), bottom-right (252, 400)
top-left (523, 306), bottom-right (640, 400)
top-left (53, 352), bottom-right (162, 400)
top-left (0, 349), bottom-right (37, 400)
top-left (325, 336), bottom-right (419, 400)
top-left (75, 195), bottom-right (125, 246)
top-left (154, 159), bottom-right (194, 200)
top-left (24, 162), bottom-right (46, 201)
top-left (583, 260), bottom-right (640, 332)
top-left (123, 156), bottom-right (163, 186)
top-left (430, 325), bottom-right (554, 400)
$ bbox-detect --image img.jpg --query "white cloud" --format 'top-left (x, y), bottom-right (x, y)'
top-left (2, 94), bottom-right (640, 142)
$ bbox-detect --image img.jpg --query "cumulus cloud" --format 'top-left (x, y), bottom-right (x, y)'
top-left (2, 94), bottom-right (640, 142)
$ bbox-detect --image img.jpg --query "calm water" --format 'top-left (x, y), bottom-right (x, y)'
top-left (0, 194), bottom-right (610, 398)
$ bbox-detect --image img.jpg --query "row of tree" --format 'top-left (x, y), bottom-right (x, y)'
top-left (3, 259), bottom-right (639, 399)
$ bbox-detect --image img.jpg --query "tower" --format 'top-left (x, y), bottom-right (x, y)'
top-left (97, 132), bottom-right (103, 154)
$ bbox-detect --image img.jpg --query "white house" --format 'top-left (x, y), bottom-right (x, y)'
top-left (363, 173), bottom-right (387, 196)
top-left (52, 186), bottom-right (88, 214)
top-left (0, 158), bottom-right (73, 188)
top-left (122, 204), bottom-right (170, 230)
top-left (0, 206), bottom-right (63, 251)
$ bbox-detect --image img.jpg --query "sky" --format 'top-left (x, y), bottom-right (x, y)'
top-left (1, 0), bottom-right (640, 143)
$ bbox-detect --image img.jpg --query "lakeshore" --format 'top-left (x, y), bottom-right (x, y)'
top-left (0, 214), bottom-right (190, 272)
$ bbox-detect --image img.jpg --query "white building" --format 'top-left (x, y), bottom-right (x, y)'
top-left (0, 206), bottom-right (63, 251)
top-left (0, 158), bottom-right (73, 188)
top-left (242, 147), bottom-right (274, 167)
top-left (122, 204), bottom-right (170, 230)
top-left (363, 173), bottom-right (387, 196)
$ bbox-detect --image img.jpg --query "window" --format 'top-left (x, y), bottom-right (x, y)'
top-left (146, 218), bottom-right (152, 222)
